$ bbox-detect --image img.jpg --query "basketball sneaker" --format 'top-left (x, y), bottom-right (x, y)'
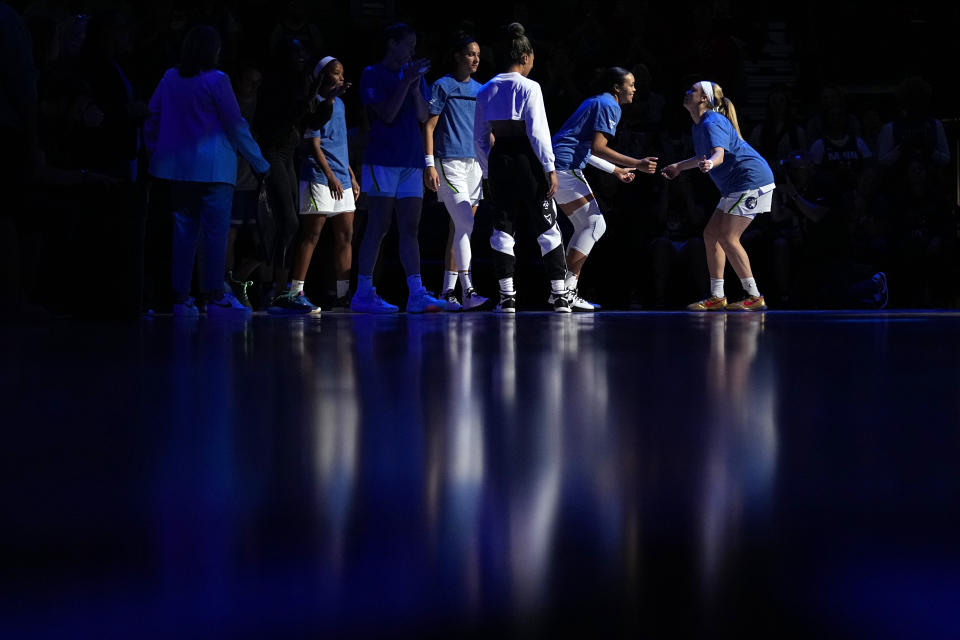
top-left (268, 291), bottom-right (317, 315)
top-left (550, 289), bottom-right (598, 311)
top-left (552, 290), bottom-right (573, 313)
top-left (225, 271), bottom-right (253, 309)
top-left (350, 288), bottom-right (399, 314)
top-left (441, 289), bottom-right (462, 311)
top-left (687, 296), bottom-right (727, 311)
top-left (462, 288), bottom-right (489, 311)
top-left (173, 297), bottom-right (199, 317)
top-left (209, 291), bottom-right (254, 317)
top-left (406, 288), bottom-right (443, 313)
top-left (495, 292), bottom-right (516, 313)
top-left (726, 295), bottom-right (767, 311)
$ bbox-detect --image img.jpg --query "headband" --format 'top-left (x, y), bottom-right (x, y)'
top-left (313, 56), bottom-right (337, 78)
top-left (700, 80), bottom-right (716, 108)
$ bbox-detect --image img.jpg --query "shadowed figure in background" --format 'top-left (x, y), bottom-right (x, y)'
top-left (145, 25), bottom-right (270, 317)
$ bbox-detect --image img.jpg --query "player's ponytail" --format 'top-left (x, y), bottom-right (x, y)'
top-left (712, 83), bottom-right (742, 139)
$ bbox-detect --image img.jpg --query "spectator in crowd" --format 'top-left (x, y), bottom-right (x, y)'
top-left (748, 85), bottom-right (806, 168)
top-left (765, 151), bottom-right (821, 306)
top-left (808, 104), bottom-right (874, 198)
top-left (778, 151), bottom-right (888, 309)
top-left (876, 76), bottom-right (950, 177)
top-left (804, 83), bottom-right (861, 145)
top-left (848, 167), bottom-right (892, 277)
top-left (889, 158), bottom-right (956, 307)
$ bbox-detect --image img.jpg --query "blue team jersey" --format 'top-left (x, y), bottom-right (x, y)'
top-left (692, 110), bottom-right (774, 194)
top-left (551, 93), bottom-right (621, 171)
top-left (429, 75), bottom-right (481, 159)
top-left (301, 97), bottom-right (351, 187)
top-left (361, 63), bottom-right (428, 168)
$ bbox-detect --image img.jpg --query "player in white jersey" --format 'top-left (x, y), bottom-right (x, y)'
top-left (474, 23), bottom-right (573, 313)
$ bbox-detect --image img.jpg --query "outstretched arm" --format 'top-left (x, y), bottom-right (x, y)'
top-left (661, 156), bottom-right (700, 180)
top-left (697, 147), bottom-right (725, 172)
top-left (591, 131), bottom-right (658, 174)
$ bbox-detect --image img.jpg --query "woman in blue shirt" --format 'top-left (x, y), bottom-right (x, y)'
top-left (269, 56), bottom-right (358, 314)
top-left (351, 22), bottom-right (443, 313)
top-left (146, 25), bottom-right (269, 317)
top-left (662, 80), bottom-right (775, 311)
top-left (423, 33), bottom-right (489, 312)
top-left (551, 66), bottom-right (659, 310)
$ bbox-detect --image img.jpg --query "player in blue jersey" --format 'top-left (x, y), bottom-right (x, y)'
top-left (423, 33), bottom-right (489, 311)
top-left (351, 23), bottom-right (443, 313)
top-left (270, 56), bottom-right (358, 315)
top-left (550, 66), bottom-right (659, 310)
top-left (662, 80), bottom-right (775, 311)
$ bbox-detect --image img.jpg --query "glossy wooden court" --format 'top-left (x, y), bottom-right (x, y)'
top-left (3, 310), bottom-right (960, 638)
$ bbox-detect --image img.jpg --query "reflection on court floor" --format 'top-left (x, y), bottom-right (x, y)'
top-left (2, 311), bottom-right (959, 638)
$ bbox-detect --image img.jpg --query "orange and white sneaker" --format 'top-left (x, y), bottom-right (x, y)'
top-left (686, 296), bottom-right (727, 311)
top-left (727, 295), bottom-right (767, 311)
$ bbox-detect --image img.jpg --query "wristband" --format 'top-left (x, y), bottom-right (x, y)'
top-left (424, 155), bottom-right (435, 168)
top-left (586, 155), bottom-right (616, 174)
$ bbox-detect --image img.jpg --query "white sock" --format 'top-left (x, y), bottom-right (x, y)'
top-left (357, 274), bottom-right (373, 294)
top-left (564, 270), bottom-right (578, 291)
top-left (336, 279), bottom-right (350, 298)
top-left (499, 277), bottom-right (515, 295)
top-left (550, 279), bottom-right (567, 295)
top-left (407, 273), bottom-right (423, 293)
top-left (444, 270), bottom-right (458, 294)
top-left (710, 278), bottom-right (724, 298)
top-left (740, 277), bottom-right (760, 297)
top-left (290, 280), bottom-right (305, 296)
top-left (459, 270), bottom-right (473, 292)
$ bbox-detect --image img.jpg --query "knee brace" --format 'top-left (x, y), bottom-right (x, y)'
top-left (491, 229), bottom-right (515, 256)
top-left (567, 199), bottom-right (606, 256)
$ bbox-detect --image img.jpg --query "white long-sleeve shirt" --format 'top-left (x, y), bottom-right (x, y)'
top-left (473, 72), bottom-right (554, 178)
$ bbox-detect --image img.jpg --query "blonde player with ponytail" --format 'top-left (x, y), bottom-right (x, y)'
top-left (662, 80), bottom-right (775, 311)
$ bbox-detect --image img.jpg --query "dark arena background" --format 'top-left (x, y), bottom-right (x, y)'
top-left (2, 1), bottom-right (960, 639)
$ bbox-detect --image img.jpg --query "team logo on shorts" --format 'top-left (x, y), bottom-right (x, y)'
top-left (744, 196), bottom-right (758, 210)
top-left (541, 199), bottom-right (556, 224)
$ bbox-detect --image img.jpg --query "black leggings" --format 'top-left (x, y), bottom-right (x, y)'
top-left (487, 137), bottom-right (566, 282)
top-left (261, 146), bottom-right (299, 269)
